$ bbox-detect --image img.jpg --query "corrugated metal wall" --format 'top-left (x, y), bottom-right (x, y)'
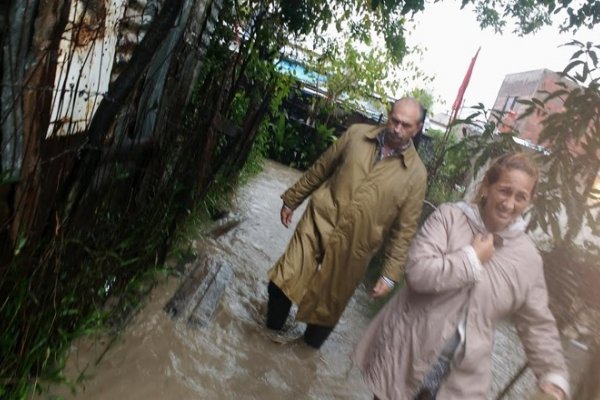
top-left (0, 0), bottom-right (225, 256)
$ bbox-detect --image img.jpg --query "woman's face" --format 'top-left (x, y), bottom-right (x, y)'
top-left (480, 168), bottom-right (535, 232)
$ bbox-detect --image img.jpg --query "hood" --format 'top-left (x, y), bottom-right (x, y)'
top-left (455, 201), bottom-right (527, 242)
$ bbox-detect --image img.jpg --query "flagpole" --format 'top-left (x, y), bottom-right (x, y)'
top-left (429, 47), bottom-right (481, 185)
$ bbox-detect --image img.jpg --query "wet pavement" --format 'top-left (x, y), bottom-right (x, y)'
top-left (38, 160), bottom-right (583, 399)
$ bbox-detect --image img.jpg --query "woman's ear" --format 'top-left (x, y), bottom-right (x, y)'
top-left (480, 184), bottom-right (489, 200)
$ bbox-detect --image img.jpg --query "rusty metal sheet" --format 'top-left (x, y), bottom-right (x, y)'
top-left (46, 0), bottom-right (128, 138)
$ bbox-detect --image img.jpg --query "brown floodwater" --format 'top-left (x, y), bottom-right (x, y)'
top-left (37, 160), bottom-right (587, 400)
top-left (39, 160), bottom-right (374, 400)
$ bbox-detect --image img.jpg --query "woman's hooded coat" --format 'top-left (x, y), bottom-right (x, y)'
top-left (353, 202), bottom-right (569, 399)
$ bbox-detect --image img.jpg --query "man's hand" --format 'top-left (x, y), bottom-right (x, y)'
top-left (371, 277), bottom-right (393, 298)
top-left (280, 204), bottom-right (293, 228)
top-left (471, 233), bottom-right (495, 264)
top-left (538, 382), bottom-right (566, 400)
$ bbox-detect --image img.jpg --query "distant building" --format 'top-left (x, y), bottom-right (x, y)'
top-left (428, 112), bottom-right (451, 132)
top-left (491, 68), bottom-right (598, 178)
top-left (428, 111), bottom-right (484, 140)
top-left (275, 46), bottom-right (391, 132)
top-left (490, 68), bottom-right (579, 144)
top-left (491, 67), bottom-right (599, 201)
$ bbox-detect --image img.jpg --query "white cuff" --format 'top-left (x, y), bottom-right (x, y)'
top-left (540, 373), bottom-right (570, 399)
top-left (462, 245), bottom-right (483, 281)
top-left (381, 276), bottom-right (395, 288)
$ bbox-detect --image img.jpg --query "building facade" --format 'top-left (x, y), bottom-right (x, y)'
top-left (490, 68), bottom-right (579, 143)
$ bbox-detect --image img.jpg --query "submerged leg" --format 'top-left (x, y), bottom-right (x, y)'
top-left (266, 281), bottom-right (292, 330)
top-left (303, 323), bottom-right (333, 349)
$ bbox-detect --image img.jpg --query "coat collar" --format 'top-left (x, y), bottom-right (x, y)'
top-left (455, 201), bottom-right (527, 240)
top-left (364, 126), bottom-right (417, 169)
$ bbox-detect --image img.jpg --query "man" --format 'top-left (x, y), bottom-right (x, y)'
top-left (266, 97), bottom-right (427, 349)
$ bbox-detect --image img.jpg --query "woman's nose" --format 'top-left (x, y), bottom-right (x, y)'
top-left (502, 198), bottom-right (515, 211)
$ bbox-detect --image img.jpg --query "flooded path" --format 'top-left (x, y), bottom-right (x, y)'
top-left (40, 160), bottom-right (584, 399)
top-left (43, 160), bottom-right (374, 399)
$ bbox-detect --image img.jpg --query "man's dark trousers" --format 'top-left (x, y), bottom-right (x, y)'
top-left (266, 281), bottom-right (333, 349)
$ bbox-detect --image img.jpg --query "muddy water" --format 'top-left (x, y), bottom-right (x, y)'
top-left (40, 160), bottom-right (567, 400)
top-left (41, 160), bottom-right (373, 400)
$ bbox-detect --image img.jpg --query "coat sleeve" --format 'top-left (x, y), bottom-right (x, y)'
top-left (404, 204), bottom-right (482, 293)
top-left (512, 264), bottom-right (570, 398)
top-left (381, 168), bottom-right (427, 282)
top-left (280, 127), bottom-right (353, 209)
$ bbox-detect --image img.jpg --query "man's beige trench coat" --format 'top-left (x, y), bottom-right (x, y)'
top-left (353, 203), bottom-right (569, 399)
top-left (268, 123), bottom-right (427, 327)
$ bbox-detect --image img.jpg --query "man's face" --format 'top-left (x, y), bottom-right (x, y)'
top-left (384, 101), bottom-right (422, 148)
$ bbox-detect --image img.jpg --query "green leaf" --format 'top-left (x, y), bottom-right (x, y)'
top-left (563, 59), bottom-right (584, 75)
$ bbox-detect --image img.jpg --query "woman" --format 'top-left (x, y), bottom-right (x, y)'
top-left (353, 153), bottom-right (569, 400)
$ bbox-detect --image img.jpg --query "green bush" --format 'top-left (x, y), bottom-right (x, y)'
top-left (264, 117), bottom-right (337, 170)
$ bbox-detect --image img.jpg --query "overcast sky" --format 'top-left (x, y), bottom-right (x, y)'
top-left (404, 1), bottom-right (600, 116)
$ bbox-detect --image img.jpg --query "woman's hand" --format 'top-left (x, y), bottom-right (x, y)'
top-left (471, 233), bottom-right (495, 264)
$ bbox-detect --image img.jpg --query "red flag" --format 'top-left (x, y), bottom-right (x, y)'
top-left (451, 47), bottom-right (480, 117)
